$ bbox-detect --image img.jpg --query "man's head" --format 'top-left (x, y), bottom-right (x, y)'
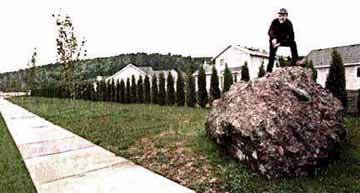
top-left (277, 8), bottom-right (288, 23)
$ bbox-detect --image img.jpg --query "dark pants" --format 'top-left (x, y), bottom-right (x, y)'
top-left (266, 40), bottom-right (299, 72)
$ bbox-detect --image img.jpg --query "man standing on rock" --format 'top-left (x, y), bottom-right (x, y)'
top-left (267, 8), bottom-right (300, 72)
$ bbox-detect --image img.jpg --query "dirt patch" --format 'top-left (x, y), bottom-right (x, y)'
top-left (127, 135), bottom-right (227, 193)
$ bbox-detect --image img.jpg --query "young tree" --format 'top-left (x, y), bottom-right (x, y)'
top-left (241, 62), bottom-right (250, 81)
top-left (100, 80), bottom-right (107, 101)
top-left (223, 64), bottom-right (233, 92)
top-left (9, 79), bottom-right (19, 92)
top-left (186, 70), bottom-right (196, 107)
top-left (209, 66), bottom-right (221, 103)
top-left (131, 75), bottom-right (137, 103)
top-left (176, 71), bottom-right (185, 106)
top-left (137, 76), bottom-right (144, 103)
top-left (95, 80), bottom-right (101, 101)
top-left (52, 11), bottom-right (87, 99)
top-left (111, 79), bottom-right (116, 102)
top-left (120, 79), bottom-right (126, 103)
top-left (87, 81), bottom-right (95, 101)
top-left (105, 81), bottom-right (110, 101)
top-left (151, 75), bottom-right (158, 104)
top-left (26, 47), bottom-right (38, 92)
top-left (305, 60), bottom-right (317, 81)
top-left (158, 72), bottom-right (166, 105)
top-left (325, 50), bottom-right (347, 109)
top-left (258, 62), bottom-right (266, 78)
top-left (167, 72), bottom-right (175, 105)
top-left (104, 81), bottom-right (109, 101)
top-left (126, 78), bottom-right (131, 103)
top-left (144, 76), bottom-right (151, 104)
top-left (197, 65), bottom-right (208, 107)
top-left (116, 79), bottom-right (120, 102)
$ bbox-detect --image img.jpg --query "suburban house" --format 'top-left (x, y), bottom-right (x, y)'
top-left (104, 63), bottom-right (178, 86)
top-left (306, 43), bottom-right (360, 113)
top-left (193, 45), bottom-right (274, 91)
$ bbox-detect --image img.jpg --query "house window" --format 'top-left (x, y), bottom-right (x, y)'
top-left (357, 67), bottom-right (360, 77)
top-left (233, 74), bottom-right (237, 82)
top-left (220, 59), bottom-right (225, 66)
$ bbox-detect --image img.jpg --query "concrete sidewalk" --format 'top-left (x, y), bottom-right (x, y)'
top-left (0, 98), bottom-right (195, 193)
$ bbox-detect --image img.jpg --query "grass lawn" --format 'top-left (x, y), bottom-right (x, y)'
top-left (0, 113), bottom-right (37, 193)
top-left (10, 97), bottom-right (360, 193)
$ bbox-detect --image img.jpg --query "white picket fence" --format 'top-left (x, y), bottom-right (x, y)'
top-left (0, 91), bottom-right (29, 98)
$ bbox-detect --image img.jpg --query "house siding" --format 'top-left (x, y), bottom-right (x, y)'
top-left (315, 65), bottom-right (360, 90)
top-left (316, 66), bottom-right (360, 114)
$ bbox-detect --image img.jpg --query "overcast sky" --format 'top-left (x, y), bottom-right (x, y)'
top-left (1, 0), bottom-right (359, 73)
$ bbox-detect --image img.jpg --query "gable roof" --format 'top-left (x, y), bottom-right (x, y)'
top-left (212, 45), bottom-right (232, 62)
top-left (307, 44), bottom-right (360, 66)
top-left (107, 64), bottom-right (147, 80)
top-left (107, 64), bottom-right (178, 80)
top-left (138, 67), bottom-right (153, 74)
top-left (212, 45), bottom-right (269, 62)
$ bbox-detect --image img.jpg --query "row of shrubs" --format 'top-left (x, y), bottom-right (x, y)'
top-left (31, 64), bottom-right (245, 107)
top-left (33, 61), bottom-right (322, 108)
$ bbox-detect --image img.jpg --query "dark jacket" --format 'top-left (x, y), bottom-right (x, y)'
top-left (268, 19), bottom-right (295, 43)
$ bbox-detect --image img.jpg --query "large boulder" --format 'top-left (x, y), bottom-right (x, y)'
top-left (206, 67), bottom-right (346, 179)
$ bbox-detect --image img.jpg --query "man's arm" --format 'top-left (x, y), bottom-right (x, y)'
top-left (288, 20), bottom-right (295, 41)
top-left (268, 20), bottom-right (277, 40)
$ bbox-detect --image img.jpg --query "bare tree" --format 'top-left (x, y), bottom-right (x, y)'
top-left (25, 47), bottom-right (38, 92)
top-left (52, 11), bottom-right (87, 99)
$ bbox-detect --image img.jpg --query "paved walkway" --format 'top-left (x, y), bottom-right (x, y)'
top-left (0, 98), bottom-right (195, 193)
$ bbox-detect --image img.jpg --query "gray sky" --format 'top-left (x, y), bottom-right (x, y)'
top-left (1, 0), bottom-right (359, 73)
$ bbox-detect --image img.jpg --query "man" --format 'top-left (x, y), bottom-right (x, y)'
top-left (267, 8), bottom-right (299, 72)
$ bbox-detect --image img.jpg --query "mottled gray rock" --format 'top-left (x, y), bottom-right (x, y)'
top-left (206, 67), bottom-right (346, 179)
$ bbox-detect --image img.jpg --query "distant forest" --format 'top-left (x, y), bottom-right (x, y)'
top-left (0, 52), bottom-right (210, 91)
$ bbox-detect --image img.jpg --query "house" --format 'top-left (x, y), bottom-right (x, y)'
top-left (193, 45), bottom-right (274, 91)
top-left (307, 44), bottom-right (360, 90)
top-left (104, 63), bottom-right (178, 86)
top-left (306, 43), bottom-right (360, 113)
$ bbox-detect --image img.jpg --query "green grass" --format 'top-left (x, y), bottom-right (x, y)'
top-left (10, 97), bottom-right (360, 193)
top-left (0, 114), bottom-right (37, 193)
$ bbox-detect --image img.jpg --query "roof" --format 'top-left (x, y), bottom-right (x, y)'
top-left (107, 64), bottom-right (147, 80)
top-left (212, 45), bottom-right (269, 62)
top-left (307, 44), bottom-right (360, 66)
top-left (212, 45), bottom-right (232, 61)
top-left (192, 65), bottom-right (242, 76)
top-left (106, 64), bottom-right (177, 80)
top-left (138, 67), bottom-right (154, 75)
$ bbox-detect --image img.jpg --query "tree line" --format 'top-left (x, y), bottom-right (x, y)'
top-left (24, 49), bottom-right (356, 113)
top-left (30, 62), bottom-right (264, 107)
top-left (0, 53), bottom-right (210, 92)
top-left (31, 71), bottom-right (190, 106)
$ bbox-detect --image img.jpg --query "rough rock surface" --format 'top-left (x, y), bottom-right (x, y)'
top-left (206, 67), bottom-right (346, 179)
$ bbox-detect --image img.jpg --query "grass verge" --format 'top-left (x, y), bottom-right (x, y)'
top-left (0, 113), bottom-right (36, 193)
